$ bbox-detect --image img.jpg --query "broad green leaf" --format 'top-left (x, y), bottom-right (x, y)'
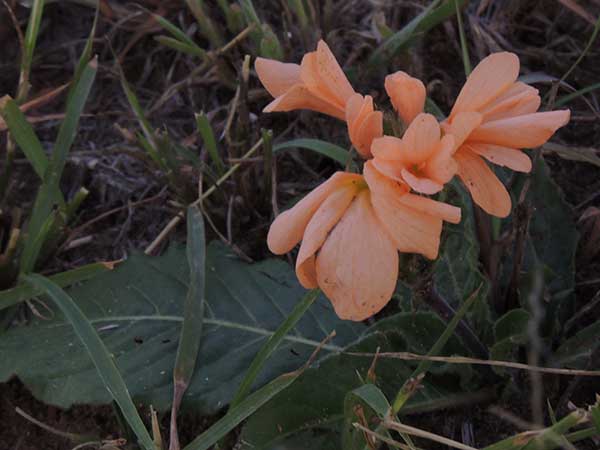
top-left (490, 309), bottom-right (530, 375)
top-left (240, 312), bottom-right (471, 450)
top-left (0, 242), bottom-right (363, 413)
top-left (515, 157), bottom-right (578, 332)
top-left (494, 308), bottom-right (530, 343)
top-left (24, 274), bottom-right (156, 450)
top-left (230, 288), bottom-right (319, 408)
top-left (273, 138), bottom-right (353, 168)
top-left (342, 384), bottom-right (391, 450)
top-left (433, 180), bottom-right (492, 344)
top-left (183, 366), bottom-right (304, 450)
top-left (553, 320), bottom-right (600, 369)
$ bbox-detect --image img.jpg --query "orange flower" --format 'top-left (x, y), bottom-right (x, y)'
top-left (371, 113), bottom-right (457, 194)
top-left (267, 164), bottom-right (460, 321)
top-left (345, 93), bottom-right (383, 158)
top-left (442, 52), bottom-right (570, 217)
top-left (385, 71), bottom-right (426, 125)
top-left (255, 40), bottom-right (355, 120)
top-left (256, 40), bottom-right (383, 159)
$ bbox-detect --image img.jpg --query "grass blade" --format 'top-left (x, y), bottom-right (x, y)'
top-left (154, 36), bottom-right (207, 59)
top-left (20, 59), bottom-right (97, 274)
top-left (24, 274), bottom-right (156, 450)
top-left (273, 138), bottom-right (353, 167)
top-left (555, 81), bottom-right (600, 107)
top-left (455, 0), bottom-right (471, 76)
top-left (169, 206), bottom-right (207, 450)
top-left (67, 5), bottom-right (99, 104)
top-left (229, 288), bottom-right (320, 408)
top-left (19, 0), bottom-right (45, 97)
top-left (369, 0), bottom-right (467, 66)
top-left (0, 261), bottom-right (113, 310)
top-left (182, 368), bottom-right (304, 450)
top-left (195, 112), bottom-right (225, 175)
top-left (391, 284), bottom-right (482, 413)
top-left (0, 96), bottom-right (48, 178)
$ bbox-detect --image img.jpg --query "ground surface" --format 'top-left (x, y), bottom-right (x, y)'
top-left (1, 0), bottom-right (599, 449)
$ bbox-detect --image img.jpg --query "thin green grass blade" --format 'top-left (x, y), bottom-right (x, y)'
top-left (46, 58), bottom-right (97, 185)
top-left (67, 5), bottom-right (99, 104)
top-left (560, 15), bottom-right (600, 83)
top-left (195, 112), bottom-right (225, 175)
top-left (273, 138), bottom-right (353, 167)
top-left (0, 96), bottom-right (48, 178)
top-left (370, 0), bottom-right (467, 65)
top-left (392, 285), bottom-right (481, 413)
top-left (173, 206), bottom-right (206, 385)
top-left (186, 0), bottom-right (224, 48)
top-left (229, 288), bottom-right (320, 408)
top-left (19, 59), bottom-right (97, 274)
top-left (170, 206), bottom-right (207, 449)
top-left (154, 36), bottom-right (207, 59)
top-left (455, 0), bottom-right (471, 76)
top-left (19, 0), bottom-right (45, 96)
top-left (182, 369), bottom-right (302, 450)
top-left (24, 274), bottom-right (156, 450)
top-left (555, 81), bottom-right (600, 107)
top-left (0, 262), bottom-right (112, 310)
top-left (152, 13), bottom-right (198, 48)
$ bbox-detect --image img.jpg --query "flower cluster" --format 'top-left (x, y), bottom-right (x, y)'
top-left (256, 41), bottom-right (570, 321)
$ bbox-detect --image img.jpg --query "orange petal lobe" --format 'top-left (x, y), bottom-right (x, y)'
top-left (267, 172), bottom-right (361, 254)
top-left (371, 135), bottom-right (404, 161)
top-left (400, 169), bottom-right (443, 195)
top-left (442, 111), bottom-right (482, 151)
top-left (455, 149), bottom-right (511, 218)
top-left (296, 184), bottom-right (358, 288)
top-left (255, 58), bottom-right (301, 97)
top-left (364, 162), bottom-right (443, 259)
top-left (263, 84), bottom-right (346, 120)
top-left (384, 71), bottom-right (426, 124)
top-left (479, 82), bottom-right (540, 122)
top-left (315, 40), bottom-right (355, 107)
top-left (450, 52), bottom-right (519, 118)
top-left (316, 190), bottom-right (398, 321)
top-left (468, 110), bottom-right (570, 148)
top-left (467, 143), bottom-right (532, 172)
top-left (402, 113), bottom-right (440, 164)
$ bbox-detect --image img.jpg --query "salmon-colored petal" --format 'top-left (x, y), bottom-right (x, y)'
top-left (401, 168), bottom-right (444, 195)
top-left (467, 143), bottom-right (532, 172)
top-left (402, 113), bottom-right (440, 164)
top-left (480, 82), bottom-right (540, 122)
top-left (296, 254), bottom-right (318, 289)
top-left (425, 134), bottom-right (458, 184)
top-left (316, 190), bottom-right (398, 321)
top-left (450, 52), bottom-right (519, 118)
top-left (364, 162), bottom-right (443, 258)
top-left (316, 40), bottom-right (355, 107)
top-left (255, 58), bottom-right (301, 97)
top-left (365, 161), bottom-right (460, 224)
top-left (296, 184), bottom-right (358, 287)
top-left (300, 52), bottom-right (345, 113)
top-left (372, 158), bottom-right (404, 183)
top-left (469, 110), bottom-right (570, 148)
top-left (441, 111), bottom-right (482, 151)
top-left (264, 84), bottom-right (346, 120)
top-left (345, 93), bottom-right (365, 132)
top-left (371, 135), bottom-right (405, 161)
top-left (384, 71), bottom-right (426, 124)
top-left (267, 172), bottom-right (362, 254)
top-left (455, 149), bottom-right (511, 218)
top-left (353, 110), bottom-right (383, 158)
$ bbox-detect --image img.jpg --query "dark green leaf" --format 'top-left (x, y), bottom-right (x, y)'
top-left (24, 274), bottom-right (155, 450)
top-left (553, 321), bottom-right (600, 369)
top-left (273, 138), bottom-right (353, 168)
top-left (0, 242), bottom-right (363, 413)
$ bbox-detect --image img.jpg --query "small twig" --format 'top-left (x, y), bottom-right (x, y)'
top-left (352, 423), bottom-right (416, 450)
top-left (527, 265), bottom-right (546, 426)
top-left (343, 351), bottom-right (600, 377)
top-left (384, 419), bottom-right (478, 450)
